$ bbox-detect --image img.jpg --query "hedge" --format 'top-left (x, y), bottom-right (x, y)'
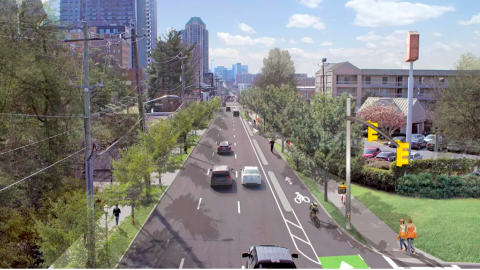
top-left (359, 167), bottom-right (395, 191)
top-left (397, 173), bottom-right (480, 199)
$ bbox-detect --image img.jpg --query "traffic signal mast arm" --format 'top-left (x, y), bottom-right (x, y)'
top-left (345, 116), bottom-right (400, 148)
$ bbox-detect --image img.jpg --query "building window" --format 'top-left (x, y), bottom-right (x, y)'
top-left (439, 76), bottom-right (445, 83)
top-left (382, 77), bottom-right (388, 85)
top-left (364, 76), bottom-right (371, 84)
top-left (99, 29), bottom-right (104, 34)
top-left (113, 29), bottom-right (118, 34)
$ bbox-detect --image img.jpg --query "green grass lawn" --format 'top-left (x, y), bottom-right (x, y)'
top-left (272, 142), bottom-right (370, 247)
top-left (351, 184), bottom-right (480, 263)
top-left (242, 110), bottom-right (251, 120)
top-left (106, 188), bottom-right (166, 267)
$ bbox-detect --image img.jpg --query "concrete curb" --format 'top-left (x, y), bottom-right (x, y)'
top-left (115, 111), bottom-right (219, 268)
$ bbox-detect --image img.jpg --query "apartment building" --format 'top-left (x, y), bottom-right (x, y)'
top-left (315, 62), bottom-right (454, 107)
top-left (238, 83), bottom-right (252, 92)
top-left (295, 73), bottom-right (315, 86)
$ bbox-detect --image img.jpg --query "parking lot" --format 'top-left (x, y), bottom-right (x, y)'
top-left (364, 139), bottom-right (480, 160)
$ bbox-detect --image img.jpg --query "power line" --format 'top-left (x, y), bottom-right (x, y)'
top-left (0, 148), bottom-right (85, 193)
top-left (0, 124), bottom-right (83, 156)
top-left (94, 117), bottom-right (142, 158)
top-left (0, 113), bottom-right (83, 118)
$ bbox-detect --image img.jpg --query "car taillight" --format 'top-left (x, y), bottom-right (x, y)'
top-left (228, 146), bottom-right (231, 149)
top-left (427, 143), bottom-right (430, 146)
top-left (226, 175), bottom-right (230, 178)
top-left (218, 146), bottom-right (220, 149)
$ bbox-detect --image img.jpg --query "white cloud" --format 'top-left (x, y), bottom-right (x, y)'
top-left (279, 38), bottom-right (286, 42)
top-left (452, 41), bottom-right (463, 48)
top-left (475, 31), bottom-right (480, 40)
top-left (345, 0), bottom-right (455, 27)
top-left (235, 20), bottom-right (256, 34)
top-left (432, 32), bottom-right (442, 37)
top-left (356, 30), bottom-right (407, 48)
top-left (289, 39), bottom-right (297, 44)
top-left (299, 0), bottom-right (323, 8)
top-left (301, 37), bottom-right (314, 43)
top-left (431, 42), bottom-right (452, 53)
top-left (217, 32), bottom-right (276, 47)
top-left (366, 42), bottom-right (377, 49)
top-left (320, 41), bottom-right (333, 46)
top-left (248, 52), bottom-right (269, 61)
top-left (209, 48), bottom-right (240, 58)
top-left (459, 13), bottom-right (480, 25)
top-left (286, 14), bottom-right (326, 30)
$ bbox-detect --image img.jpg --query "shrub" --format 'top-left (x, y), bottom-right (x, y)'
top-left (366, 160), bottom-right (391, 170)
top-left (360, 167), bottom-right (395, 191)
top-left (397, 173), bottom-right (480, 199)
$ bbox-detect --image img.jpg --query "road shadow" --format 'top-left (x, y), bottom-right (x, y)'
top-left (240, 180), bottom-right (267, 191)
top-left (211, 179), bottom-right (238, 194)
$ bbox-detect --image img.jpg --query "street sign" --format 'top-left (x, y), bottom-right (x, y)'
top-left (318, 255), bottom-right (369, 269)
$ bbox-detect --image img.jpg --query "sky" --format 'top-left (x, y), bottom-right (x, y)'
top-left (158, 0), bottom-right (480, 76)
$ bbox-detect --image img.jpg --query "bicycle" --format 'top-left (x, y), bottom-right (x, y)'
top-left (294, 192), bottom-right (310, 204)
top-left (310, 213), bottom-right (321, 228)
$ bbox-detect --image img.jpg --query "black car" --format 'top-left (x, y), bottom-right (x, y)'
top-left (217, 141), bottom-right (232, 154)
top-left (242, 245), bottom-right (298, 269)
top-left (411, 138), bottom-right (427, 150)
top-left (210, 165), bottom-right (234, 187)
top-left (226, 107), bottom-right (231, 112)
top-left (233, 109), bottom-right (240, 117)
top-left (375, 151), bottom-right (396, 162)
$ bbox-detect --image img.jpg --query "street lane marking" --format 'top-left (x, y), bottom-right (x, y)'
top-left (383, 255), bottom-right (400, 269)
top-left (286, 219), bottom-right (302, 229)
top-left (235, 154), bottom-right (237, 159)
top-left (347, 241), bottom-right (353, 248)
top-left (236, 171), bottom-right (238, 177)
top-left (358, 254), bottom-right (364, 261)
top-left (238, 109), bottom-right (320, 266)
top-left (253, 140), bottom-right (269, 165)
top-left (268, 172), bottom-right (293, 212)
top-left (197, 198), bottom-right (202, 210)
top-left (242, 266), bottom-right (245, 269)
top-left (207, 169), bottom-right (210, 175)
top-left (451, 266), bottom-right (460, 269)
top-left (292, 234), bottom-right (310, 245)
top-left (243, 118), bottom-right (254, 136)
top-left (179, 258), bottom-right (185, 269)
top-left (238, 201), bottom-right (241, 214)
top-left (234, 143), bottom-right (236, 146)
top-left (212, 152), bottom-right (214, 156)
top-left (234, 135), bottom-right (235, 138)
top-left (337, 228), bottom-right (343, 235)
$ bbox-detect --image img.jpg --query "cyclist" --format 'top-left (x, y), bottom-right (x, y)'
top-left (309, 202), bottom-right (319, 220)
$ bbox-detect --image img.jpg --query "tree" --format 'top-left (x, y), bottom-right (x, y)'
top-left (455, 52), bottom-right (480, 70)
top-left (357, 104), bottom-right (406, 137)
top-left (361, 91), bottom-right (378, 105)
top-left (256, 48), bottom-right (296, 90)
top-left (172, 107), bottom-right (193, 149)
top-left (111, 145), bottom-right (155, 225)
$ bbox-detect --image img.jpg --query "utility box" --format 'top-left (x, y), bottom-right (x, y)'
top-left (405, 31), bottom-right (419, 62)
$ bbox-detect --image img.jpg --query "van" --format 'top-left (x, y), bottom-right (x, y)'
top-left (211, 165), bottom-right (234, 187)
top-left (233, 110), bottom-right (240, 117)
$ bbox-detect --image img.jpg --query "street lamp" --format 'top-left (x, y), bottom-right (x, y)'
top-left (322, 58), bottom-right (327, 95)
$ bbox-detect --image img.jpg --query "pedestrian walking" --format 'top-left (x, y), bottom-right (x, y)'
top-left (396, 218), bottom-right (408, 251)
top-left (406, 218), bottom-right (418, 255)
top-left (340, 182), bottom-right (346, 205)
top-left (269, 140), bottom-right (275, 153)
top-left (113, 205), bottom-right (121, 226)
top-left (184, 144), bottom-right (188, 154)
top-left (253, 119), bottom-right (256, 125)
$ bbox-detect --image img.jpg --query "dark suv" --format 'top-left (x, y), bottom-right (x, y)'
top-left (242, 245), bottom-right (298, 269)
top-left (226, 107), bottom-right (231, 112)
top-left (233, 109), bottom-right (240, 117)
top-left (210, 165), bottom-right (233, 187)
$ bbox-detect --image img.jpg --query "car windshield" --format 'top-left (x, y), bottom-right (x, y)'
top-left (377, 152), bottom-right (392, 157)
top-left (363, 149), bottom-right (374, 154)
top-left (393, 137), bottom-right (405, 141)
top-left (219, 141), bottom-right (229, 146)
top-left (412, 138), bottom-right (421, 142)
top-left (212, 171), bottom-right (229, 177)
top-left (244, 169), bottom-right (259, 175)
top-left (256, 263), bottom-right (296, 269)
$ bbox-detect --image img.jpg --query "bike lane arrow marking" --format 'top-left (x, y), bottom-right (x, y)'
top-left (285, 177), bottom-right (292, 185)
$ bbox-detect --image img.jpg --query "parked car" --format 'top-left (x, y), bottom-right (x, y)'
top-left (375, 151), bottom-right (396, 162)
top-left (447, 141), bottom-right (464, 152)
top-left (424, 134), bottom-right (436, 144)
top-left (226, 107), bottom-right (231, 112)
top-left (448, 140), bottom-right (480, 154)
top-left (427, 137), bottom-right (447, 151)
top-left (388, 136), bottom-right (406, 148)
top-left (242, 245), bottom-right (298, 269)
top-left (210, 165), bottom-right (234, 187)
top-left (411, 137), bottom-right (427, 149)
top-left (363, 147), bottom-right (381, 158)
top-left (241, 166), bottom-right (262, 186)
top-left (217, 141), bottom-right (232, 154)
top-left (412, 134), bottom-right (425, 140)
top-left (410, 152), bottom-right (423, 160)
top-left (233, 109), bottom-right (240, 117)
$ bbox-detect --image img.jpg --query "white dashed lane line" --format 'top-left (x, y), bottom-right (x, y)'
top-left (238, 201), bottom-right (241, 214)
top-left (197, 198), bottom-right (202, 210)
top-left (235, 154), bottom-right (237, 159)
top-left (206, 169), bottom-right (210, 175)
top-left (179, 258), bottom-right (185, 269)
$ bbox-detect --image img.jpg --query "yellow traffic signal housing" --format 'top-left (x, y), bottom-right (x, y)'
top-left (396, 141), bottom-right (410, 167)
top-left (367, 121), bottom-right (378, 142)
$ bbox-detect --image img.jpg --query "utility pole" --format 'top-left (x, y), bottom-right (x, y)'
top-left (346, 97), bottom-right (352, 230)
top-left (180, 52), bottom-right (185, 97)
top-left (131, 27), bottom-right (146, 132)
top-left (64, 22), bottom-right (104, 268)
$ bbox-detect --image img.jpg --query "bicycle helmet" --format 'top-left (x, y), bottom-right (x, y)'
top-left (312, 202), bottom-right (318, 207)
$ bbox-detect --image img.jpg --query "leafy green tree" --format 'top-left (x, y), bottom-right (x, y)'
top-left (256, 48), bottom-right (297, 90)
top-left (172, 107), bottom-right (193, 149)
top-left (112, 144), bottom-right (155, 224)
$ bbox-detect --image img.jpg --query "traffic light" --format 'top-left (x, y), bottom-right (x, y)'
top-left (396, 141), bottom-right (410, 167)
top-left (367, 121), bottom-right (378, 142)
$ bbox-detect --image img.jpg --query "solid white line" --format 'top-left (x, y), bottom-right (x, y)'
top-left (212, 152), bottom-right (214, 156)
top-left (292, 234), bottom-right (311, 245)
top-left (207, 169), bottom-right (210, 175)
top-left (242, 266), bottom-right (245, 269)
top-left (236, 171), bottom-right (238, 177)
top-left (347, 241), bottom-right (353, 247)
top-left (285, 219), bottom-right (302, 229)
top-left (179, 258), bottom-right (185, 269)
top-left (234, 143), bottom-right (236, 146)
top-left (337, 228), bottom-right (343, 235)
top-left (197, 198), bottom-right (202, 210)
top-left (235, 154), bottom-right (237, 159)
top-left (358, 254), bottom-right (364, 261)
top-left (238, 112), bottom-right (321, 265)
top-left (451, 266), bottom-right (460, 269)
top-left (383, 255), bottom-right (401, 269)
top-left (218, 134), bottom-right (219, 137)
top-left (238, 201), bottom-right (241, 214)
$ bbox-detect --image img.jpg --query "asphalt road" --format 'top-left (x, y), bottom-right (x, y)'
top-left (117, 101), bottom-right (475, 269)
top-left (364, 140), bottom-right (480, 160)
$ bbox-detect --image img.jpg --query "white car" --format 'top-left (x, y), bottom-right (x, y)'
top-left (410, 152), bottom-right (423, 160)
top-left (241, 166), bottom-right (262, 185)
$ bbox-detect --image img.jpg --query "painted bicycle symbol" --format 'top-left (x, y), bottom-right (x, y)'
top-left (294, 192), bottom-right (310, 204)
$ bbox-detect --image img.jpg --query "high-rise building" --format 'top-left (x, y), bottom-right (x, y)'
top-left (232, 63), bottom-right (241, 80)
top-left (235, 73), bottom-right (259, 85)
top-left (211, 59), bottom-right (215, 74)
top-left (182, 17), bottom-right (209, 82)
top-left (241, 65), bottom-right (248, 74)
top-left (59, 0), bottom-right (157, 69)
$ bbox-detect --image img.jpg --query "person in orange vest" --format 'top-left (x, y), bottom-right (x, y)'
top-left (406, 218), bottom-right (418, 255)
top-left (396, 218), bottom-right (408, 251)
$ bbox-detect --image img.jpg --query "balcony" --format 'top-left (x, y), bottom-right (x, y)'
top-left (415, 93), bottom-right (436, 100)
top-left (363, 82), bottom-right (405, 88)
top-left (414, 82), bottom-right (447, 88)
top-left (336, 80), bottom-right (358, 85)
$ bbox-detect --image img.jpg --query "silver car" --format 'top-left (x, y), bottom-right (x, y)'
top-left (241, 166), bottom-right (261, 186)
top-left (410, 152), bottom-right (423, 160)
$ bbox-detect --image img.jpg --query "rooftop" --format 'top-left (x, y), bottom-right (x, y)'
top-left (186, 17), bottom-right (205, 25)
